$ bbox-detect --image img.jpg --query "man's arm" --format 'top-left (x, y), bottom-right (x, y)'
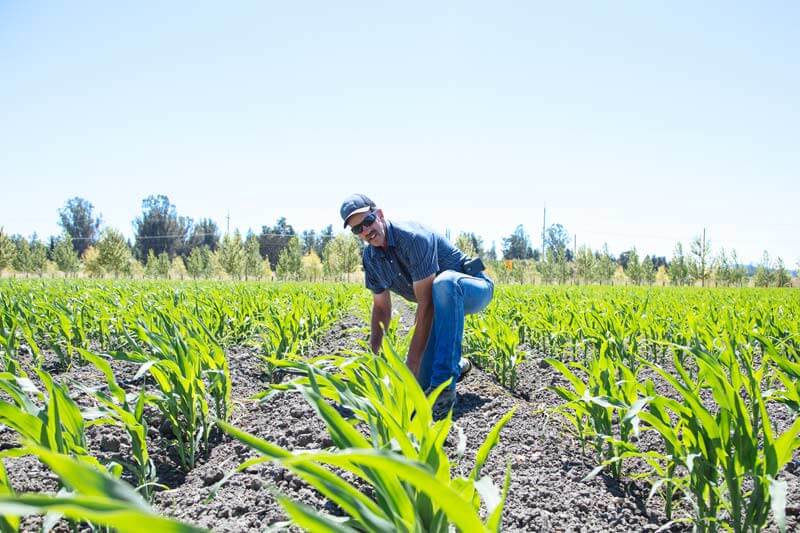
top-left (370, 290), bottom-right (392, 354)
top-left (405, 274), bottom-right (435, 376)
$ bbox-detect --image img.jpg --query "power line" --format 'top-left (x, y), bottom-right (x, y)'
top-left (57, 231), bottom-right (303, 242)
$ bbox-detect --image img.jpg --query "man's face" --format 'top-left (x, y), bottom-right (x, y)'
top-left (347, 209), bottom-right (386, 248)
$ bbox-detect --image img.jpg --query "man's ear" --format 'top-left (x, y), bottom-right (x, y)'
top-left (376, 208), bottom-right (384, 220)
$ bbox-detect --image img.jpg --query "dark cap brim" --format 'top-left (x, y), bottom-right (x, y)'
top-left (342, 206), bottom-right (372, 228)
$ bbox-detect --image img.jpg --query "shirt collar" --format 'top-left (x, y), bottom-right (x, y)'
top-left (385, 220), bottom-right (397, 248)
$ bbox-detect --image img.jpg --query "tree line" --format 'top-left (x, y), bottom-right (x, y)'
top-left (0, 196), bottom-right (362, 281)
top-left (481, 223), bottom-right (795, 287)
top-left (0, 198), bottom-right (795, 287)
top-left (452, 223), bottom-right (793, 288)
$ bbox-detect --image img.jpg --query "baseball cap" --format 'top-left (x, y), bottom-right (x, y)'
top-left (340, 194), bottom-right (376, 228)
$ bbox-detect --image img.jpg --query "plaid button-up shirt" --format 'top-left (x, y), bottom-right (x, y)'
top-left (362, 220), bottom-right (468, 302)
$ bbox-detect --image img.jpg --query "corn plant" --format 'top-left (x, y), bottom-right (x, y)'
top-left (545, 342), bottom-right (646, 479)
top-left (642, 345), bottom-right (800, 533)
top-left (116, 312), bottom-right (232, 470)
top-left (0, 312), bottom-right (25, 376)
top-left (258, 302), bottom-right (304, 381)
top-left (0, 459), bottom-right (18, 533)
top-left (0, 371), bottom-right (97, 461)
top-left (0, 444), bottom-right (205, 533)
top-left (226, 340), bottom-right (517, 531)
top-left (465, 314), bottom-right (524, 389)
top-left (80, 349), bottom-right (158, 500)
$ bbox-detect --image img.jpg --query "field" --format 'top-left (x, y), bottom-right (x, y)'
top-left (0, 280), bottom-right (799, 532)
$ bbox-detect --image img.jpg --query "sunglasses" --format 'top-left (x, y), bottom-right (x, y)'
top-left (350, 211), bottom-right (378, 235)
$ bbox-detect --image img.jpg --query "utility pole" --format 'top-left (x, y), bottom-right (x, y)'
top-left (541, 203), bottom-right (546, 260)
top-left (701, 227), bottom-right (706, 287)
top-left (226, 210), bottom-right (231, 236)
top-left (574, 234), bottom-right (577, 259)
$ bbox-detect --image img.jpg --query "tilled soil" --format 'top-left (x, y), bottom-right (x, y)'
top-left (2, 310), bottom-right (799, 532)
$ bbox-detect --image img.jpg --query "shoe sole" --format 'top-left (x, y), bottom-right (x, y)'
top-left (457, 358), bottom-right (472, 383)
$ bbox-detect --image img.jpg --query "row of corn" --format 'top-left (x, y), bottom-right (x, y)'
top-left (0, 279), bottom-right (516, 532)
top-left (464, 286), bottom-right (800, 532)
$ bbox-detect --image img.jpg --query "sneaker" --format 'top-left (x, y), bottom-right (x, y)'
top-left (457, 358), bottom-right (473, 382)
top-left (427, 386), bottom-right (457, 417)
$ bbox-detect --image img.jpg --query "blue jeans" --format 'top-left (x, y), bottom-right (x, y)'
top-left (417, 270), bottom-right (494, 391)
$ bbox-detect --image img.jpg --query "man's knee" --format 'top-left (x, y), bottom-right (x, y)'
top-left (432, 270), bottom-right (461, 302)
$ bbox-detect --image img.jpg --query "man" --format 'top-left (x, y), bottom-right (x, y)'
top-left (340, 193), bottom-right (494, 413)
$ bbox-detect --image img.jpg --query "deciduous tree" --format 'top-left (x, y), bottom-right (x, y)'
top-left (623, 248), bottom-right (643, 285)
top-left (314, 225), bottom-right (334, 257)
top-left (217, 231), bottom-right (245, 279)
top-left (0, 229), bottom-right (15, 272)
top-left (545, 224), bottom-right (570, 262)
top-left (52, 234), bottom-right (80, 276)
top-left (276, 235), bottom-right (302, 280)
top-left (502, 225), bottom-right (533, 259)
top-left (668, 242), bottom-right (690, 286)
top-left (244, 233), bottom-right (263, 280)
top-left (642, 255), bottom-right (656, 285)
top-left (186, 245), bottom-right (214, 279)
top-left (323, 233), bottom-right (361, 280)
top-left (133, 195), bottom-right (190, 260)
top-left (259, 217), bottom-right (295, 270)
top-left (301, 251), bottom-right (323, 281)
top-left (29, 235), bottom-right (48, 275)
top-left (688, 233), bottom-right (713, 287)
top-left (455, 233), bottom-right (478, 258)
top-left (170, 256), bottom-right (187, 279)
top-left (11, 235), bottom-right (32, 273)
top-left (185, 218), bottom-right (220, 253)
top-left (82, 246), bottom-right (104, 277)
top-left (96, 229), bottom-right (133, 278)
top-left (775, 257), bottom-right (791, 287)
top-left (593, 244), bottom-right (616, 284)
top-left (58, 197), bottom-right (101, 257)
top-left (754, 251), bottom-right (774, 287)
top-left (301, 230), bottom-right (317, 256)
top-left (574, 245), bottom-right (595, 284)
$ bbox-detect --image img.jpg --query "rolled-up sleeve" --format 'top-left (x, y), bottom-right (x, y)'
top-left (406, 232), bottom-right (438, 281)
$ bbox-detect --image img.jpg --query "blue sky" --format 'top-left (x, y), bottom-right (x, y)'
top-left (1, 1), bottom-right (798, 265)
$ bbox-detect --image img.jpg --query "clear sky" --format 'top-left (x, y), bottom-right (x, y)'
top-left (1, 1), bottom-right (798, 265)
